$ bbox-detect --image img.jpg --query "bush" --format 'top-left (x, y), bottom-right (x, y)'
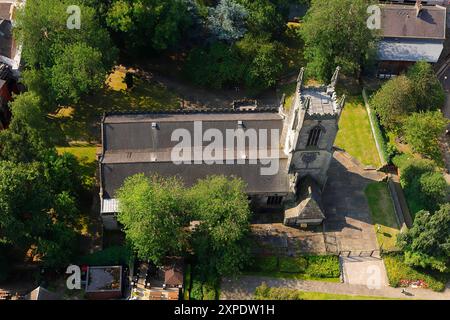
top-left (78, 246), bottom-right (132, 266)
top-left (279, 257), bottom-right (307, 273)
top-left (394, 155), bottom-right (447, 214)
top-left (190, 278), bottom-right (203, 300)
top-left (254, 283), bottom-right (303, 300)
top-left (252, 256), bottom-right (278, 272)
top-left (383, 253), bottom-right (450, 292)
top-left (183, 264), bottom-right (192, 300)
top-left (202, 282), bottom-right (217, 300)
top-left (305, 255), bottom-right (340, 278)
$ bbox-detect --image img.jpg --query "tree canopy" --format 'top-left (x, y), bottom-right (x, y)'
top-left (187, 175), bottom-right (251, 276)
top-left (403, 111), bottom-right (449, 161)
top-left (370, 75), bottom-right (416, 132)
top-left (116, 174), bottom-right (189, 265)
top-left (14, 0), bottom-right (116, 108)
top-left (300, 0), bottom-right (377, 80)
top-left (397, 203), bottom-right (450, 272)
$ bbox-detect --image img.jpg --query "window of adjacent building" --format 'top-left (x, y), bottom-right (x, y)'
top-left (307, 126), bottom-right (322, 147)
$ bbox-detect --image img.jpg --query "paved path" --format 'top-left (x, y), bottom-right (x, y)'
top-left (341, 256), bottom-right (388, 287)
top-left (322, 151), bottom-right (385, 253)
top-left (220, 275), bottom-right (450, 300)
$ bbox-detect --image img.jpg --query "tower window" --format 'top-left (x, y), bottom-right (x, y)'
top-left (307, 126), bottom-right (322, 147)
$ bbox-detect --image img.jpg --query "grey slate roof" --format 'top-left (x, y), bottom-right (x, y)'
top-left (100, 110), bottom-right (290, 198)
top-left (380, 4), bottom-right (446, 40)
top-left (378, 38), bottom-right (444, 62)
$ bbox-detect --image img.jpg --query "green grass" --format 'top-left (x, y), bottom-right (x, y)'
top-left (246, 255), bottom-right (340, 282)
top-left (365, 182), bottom-right (400, 250)
top-left (55, 68), bottom-right (180, 143)
top-left (384, 253), bottom-right (450, 292)
top-left (335, 96), bottom-right (382, 168)
top-left (279, 82), bottom-right (297, 111)
top-left (254, 284), bottom-right (399, 300)
top-left (56, 144), bottom-right (98, 189)
top-left (56, 145), bottom-right (97, 164)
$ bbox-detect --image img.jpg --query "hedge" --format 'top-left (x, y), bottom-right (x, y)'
top-left (279, 257), bottom-right (307, 273)
top-left (78, 245), bottom-right (132, 266)
top-left (248, 255), bottom-right (340, 279)
top-left (252, 256), bottom-right (278, 272)
top-left (304, 255), bottom-right (340, 278)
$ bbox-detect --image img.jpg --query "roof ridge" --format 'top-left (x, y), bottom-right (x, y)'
top-left (105, 107), bottom-right (279, 117)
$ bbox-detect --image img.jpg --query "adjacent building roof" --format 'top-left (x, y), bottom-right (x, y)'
top-left (380, 4), bottom-right (446, 40)
top-left (0, 2), bottom-right (13, 20)
top-left (27, 287), bottom-right (61, 300)
top-left (164, 257), bottom-right (184, 287)
top-left (0, 19), bottom-right (14, 60)
top-left (378, 38), bottom-right (444, 62)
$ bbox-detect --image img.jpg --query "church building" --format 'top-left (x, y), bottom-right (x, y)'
top-left (99, 67), bottom-right (345, 230)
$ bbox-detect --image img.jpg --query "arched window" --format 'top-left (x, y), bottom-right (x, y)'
top-left (307, 126), bottom-right (322, 147)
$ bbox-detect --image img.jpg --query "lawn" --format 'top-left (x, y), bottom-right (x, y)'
top-left (335, 96), bottom-right (382, 168)
top-left (365, 182), bottom-right (400, 251)
top-left (383, 253), bottom-right (450, 292)
top-left (245, 255), bottom-right (341, 283)
top-left (56, 144), bottom-right (98, 189)
top-left (254, 284), bottom-right (399, 300)
top-left (54, 66), bottom-right (180, 143)
top-left (279, 82), bottom-right (297, 111)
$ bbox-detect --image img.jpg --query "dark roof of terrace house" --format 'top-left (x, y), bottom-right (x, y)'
top-left (0, 19), bottom-right (14, 59)
top-left (100, 110), bottom-right (290, 198)
top-left (380, 4), bottom-right (446, 40)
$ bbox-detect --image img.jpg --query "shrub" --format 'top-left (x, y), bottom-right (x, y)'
top-left (251, 256), bottom-right (278, 272)
top-left (305, 255), bottom-right (340, 278)
top-left (78, 245), bottom-right (132, 266)
top-left (202, 282), bottom-right (217, 300)
top-left (190, 278), bottom-right (203, 300)
top-left (279, 257), bottom-right (307, 273)
top-left (183, 264), bottom-right (192, 300)
top-left (383, 253), bottom-right (449, 292)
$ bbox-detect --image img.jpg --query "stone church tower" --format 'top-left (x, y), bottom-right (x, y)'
top-left (281, 67), bottom-right (346, 191)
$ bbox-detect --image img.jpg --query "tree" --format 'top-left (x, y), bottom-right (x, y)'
top-left (403, 111), bottom-right (449, 161)
top-left (50, 43), bottom-right (107, 105)
top-left (370, 75), bottom-right (416, 132)
top-left (116, 174), bottom-right (189, 265)
top-left (184, 42), bottom-right (244, 89)
top-left (397, 203), bottom-right (450, 272)
top-left (301, 0), bottom-right (377, 80)
top-left (0, 92), bottom-right (53, 163)
top-left (15, 0), bottom-right (116, 108)
top-left (188, 175), bottom-right (252, 277)
top-left (207, 0), bottom-right (248, 43)
top-left (235, 0), bottom-right (284, 38)
top-left (399, 158), bottom-right (448, 213)
top-left (237, 35), bottom-right (283, 92)
top-left (0, 160), bottom-right (80, 267)
top-left (407, 61), bottom-right (446, 111)
top-left (106, 0), bottom-right (193, 52)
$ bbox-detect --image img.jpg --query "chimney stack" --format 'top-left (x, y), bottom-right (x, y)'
top-left (415, 0), bottom-right (423, 17)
